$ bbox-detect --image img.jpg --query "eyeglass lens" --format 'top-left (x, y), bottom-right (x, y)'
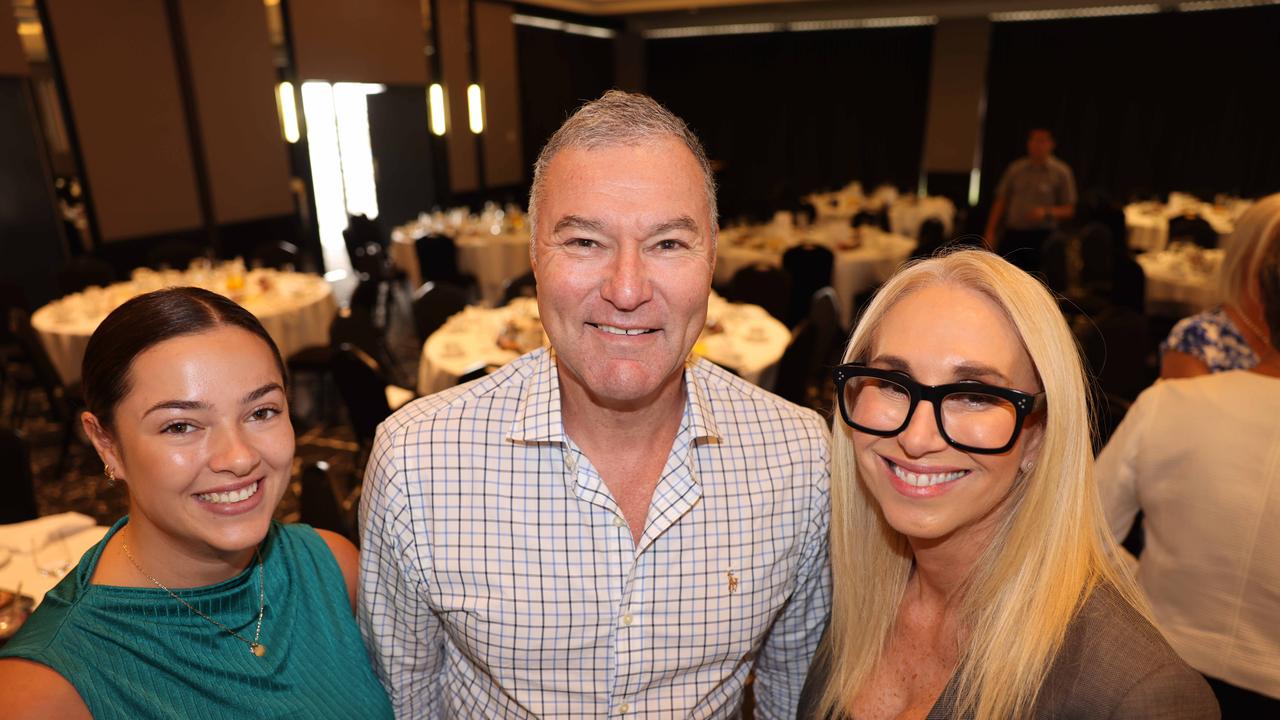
top-left (843, 376), bottom-right (1020, 450)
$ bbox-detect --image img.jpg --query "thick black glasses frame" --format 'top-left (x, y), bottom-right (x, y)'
top-left (832, 363), bottom-right (1045, 454)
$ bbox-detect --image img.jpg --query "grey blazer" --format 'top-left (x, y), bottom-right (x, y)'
top-left (798, 584), bottom-right (1220, 719)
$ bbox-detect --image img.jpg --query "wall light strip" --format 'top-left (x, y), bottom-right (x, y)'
top-left (428, 83), bottom-right (447, 136)
top-left (467, 84), bottom-right (484, 134)
top-left (276, 81), bottom-right (300, 144)
top-left (513, 13), bottom-right (617, 39)
top-left (1177, 0), bottom-right (1278, 10)
top-left (990, 4), bottom-right (1162, 21)
top-left (645, 16), bottom-right (937, 39)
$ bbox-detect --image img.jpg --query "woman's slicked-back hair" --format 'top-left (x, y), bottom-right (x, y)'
top-left (81, 287), bottom-right (286, 431)
top-left (820, 249), bottom-right (1147, 720)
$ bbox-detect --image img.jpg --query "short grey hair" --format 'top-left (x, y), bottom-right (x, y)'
top-left (527, 90), bottom-right (718, 240)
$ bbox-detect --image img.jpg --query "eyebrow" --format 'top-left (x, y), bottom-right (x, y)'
top-left (647, 215), bottom-right (700, 237)
top-left (553, 215), bottom-right (608, 235)
top-left (870, 355), bottom-right (1013, 386)
top-left (142, 382), bottom-right (286, 417)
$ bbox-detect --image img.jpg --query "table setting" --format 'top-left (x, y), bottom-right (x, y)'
top-left (417, 294), bottom-right (792, 396)
top-left (1124, 193), bottom-right (1252, 252)
top-left (390, 203), bottom-right (531, 305)
top-left (0, 513), bottom-right (110, 634)
top-left (31, 259), bottom-right (336, 384)
top-left (716, 219), bottom-right (916, 327)
top-left (1136, 242), bottom-right (1224, 316)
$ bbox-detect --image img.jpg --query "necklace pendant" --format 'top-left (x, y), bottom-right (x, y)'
top-left (251, 643), bottom-right (266, 657)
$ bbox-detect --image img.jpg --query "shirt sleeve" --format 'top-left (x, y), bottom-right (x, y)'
top-left (1058, 163), bottom-right (1078, 207)
top-left (994, 163), bottom-right (1016, 201)
top-left (358, 421), bottom-right (445, 718)
top-left (1095, 385), bottom-right (1160, 544)
top-left (751, 428), bottom-right (833, 720)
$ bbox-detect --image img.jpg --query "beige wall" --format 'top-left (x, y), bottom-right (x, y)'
top-left (0, 13), bottom-right (26, 76)
top-left (44, 0), bottom-right (202, 241)
top-left (474, 1), bottom-right (523, 186)
top-left (177, 0), bottom-right (293, 224)
top-left (436, 0), bottom-right (479, 192)
top-left (289, 0), bottom-right (428, 84)
top-left (922, 17), bottom-right (990, 174)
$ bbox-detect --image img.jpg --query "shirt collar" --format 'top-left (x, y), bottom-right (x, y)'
top-left (507, 349), bottom-right (722, 445)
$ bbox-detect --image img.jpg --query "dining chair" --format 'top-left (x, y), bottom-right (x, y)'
top-left (725, 264), bottom-right (791, 323)
top-left (782, 244), bottom-right (834, 328)
top-left (0, 427), bottom-right (39, 524)
top-left (411, 281), bottom-right (471, 344)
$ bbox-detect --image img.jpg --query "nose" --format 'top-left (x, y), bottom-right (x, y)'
top-left (896, 400), bottom-right (949, 457)
top-left (211, 425), bottom-right (261, 477)
top-left (599, 244), bottom-right (652, 311)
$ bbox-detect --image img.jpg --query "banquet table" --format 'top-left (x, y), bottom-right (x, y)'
top-left (1124, 195), bottom-right (1250, 252)
top-left (806, 185), bottom-right (956, 237)
top-left (1136, 247), bottom-right (1222, 316)
top-left (31, 267), bottom-right (336, 385)
top-left (417, 295), bottom-right (791, 395)
top-left (0, 513), bottom-right (109, 609)
top-left (716, 224), bottom-right (916, 327)
top-left (390, 223), bottom-right (531, 306)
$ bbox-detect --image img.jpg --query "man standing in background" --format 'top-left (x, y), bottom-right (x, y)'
top-left (985, 127), bottom-right (1077, 273)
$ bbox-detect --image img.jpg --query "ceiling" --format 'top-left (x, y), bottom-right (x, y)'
top-left (515, 0), bottom-right (1177, 18)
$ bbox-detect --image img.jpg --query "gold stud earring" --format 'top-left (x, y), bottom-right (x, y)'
top-left (104, 466), bottom-right (116, 485)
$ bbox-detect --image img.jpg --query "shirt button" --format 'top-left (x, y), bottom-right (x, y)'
top-left (622, 613), bottom-right (634, 626)
top-left (618, 703), bottom-right (630, 714)
top-left (613, 516), bottom-right (626, 528)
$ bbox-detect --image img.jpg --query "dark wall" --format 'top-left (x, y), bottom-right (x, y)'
top-left (516, 25), bottom-right (615, 180)
top-left (646, 26), bottom-right (933, 223)
top-left (0, 78), bottom-right (66, 307)
top-left (981, 6), bottom-right (1280, 205)
top-left (368, 84), bottom-right (439, 231)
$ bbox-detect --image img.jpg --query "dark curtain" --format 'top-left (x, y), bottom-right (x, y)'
top-left (981, 6), bottom-right (1280, 206)
top-left (646, 27), bottom-right (933, 223)
top-left (368, 84), bottom-right (439, 230)
top-left (516, 26), bottom-right (615, 180)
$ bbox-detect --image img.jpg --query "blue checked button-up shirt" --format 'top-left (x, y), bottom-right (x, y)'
top-left (358, 347), bottom-right (831, 719)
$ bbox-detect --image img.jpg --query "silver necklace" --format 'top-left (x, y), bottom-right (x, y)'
top-left (121, 529), bottom-right (268, 657)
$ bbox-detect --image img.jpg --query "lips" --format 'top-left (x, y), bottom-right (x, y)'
top-left (882, 457), bottom-right (970, 498)
top-left (587, 322), bottom-right (659, 336)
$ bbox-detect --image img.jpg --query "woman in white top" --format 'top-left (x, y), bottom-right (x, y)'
top-left (1097, 201), bottom-right (1280, 715)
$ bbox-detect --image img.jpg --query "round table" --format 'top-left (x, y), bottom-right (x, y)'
top-left (0, 513), bottom-right (108, 607)
top-left (417, 295), bottom-right (791, 395)
top-left (1124, 199), bottom-right (1246, 252)
top-left (390, 228), bottom-right (531, 306)
top-left (1136, 248), bottom-right (1222, 317)
top-left (32, 268), bottom-right (337, 385)
top-left (716, 225), bottom-right (916, 327)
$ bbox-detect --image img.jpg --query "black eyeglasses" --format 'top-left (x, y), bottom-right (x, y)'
top-left (832, 363), bottom-right (1046, 454)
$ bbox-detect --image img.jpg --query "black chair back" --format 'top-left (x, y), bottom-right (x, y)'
top-left (1167, 214), bottom-right (1218, 249)
top-left (774, 287), bottom-right (841, 409)
top-left (913, 218), bottom-right (948, 260)
top-left (412, 281), bottom-right (471, 343)
top-left (298, 460), bottom-right (352, 540)
top-left (0, 428), bottom-right (39, 523)
top-left (501, 271), bottom-right (538, 305)
top-left (782, 244), bottom-right (835, 328)
top-left (329, 307), bottom-right (399, 382)
top-left (725, 264), bottom-right (791, 323)
top-left (415, 234), bottom-right (461, 284)
top-left (251, 240), bottom-right (300, 270)
top-left (330, 344), bottom-right (393, 446)
top-left (56, 255), bottom-right (115, 296)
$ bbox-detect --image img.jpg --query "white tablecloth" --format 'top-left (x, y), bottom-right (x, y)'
top-left (417, 295), bottom-right (790, 395)
top-left (31, 269), bottom-right (336, 384)
top-left (806, 185), bottom-right (955, 237)
top-left (716, 225), bottom-right (916, 327)
top-left (391, 230), bottom-right (531, 306)
top-left (1137, 248), bottom-right (1222, 316)
top-left (0, 513), bottom-right (109, 607)
top-left (1124, 196), bottom-right (1250, 252)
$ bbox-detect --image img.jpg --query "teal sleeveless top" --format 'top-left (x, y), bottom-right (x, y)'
top-left (0, 518), bottom-right (393, 719)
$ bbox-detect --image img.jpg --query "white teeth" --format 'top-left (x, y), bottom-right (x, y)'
top-left (197, 481), bottom-right (259, 504)
top-left (595, 324), bottom-right (653, 336)
top-left (890, 463), bottom-right (966, 487)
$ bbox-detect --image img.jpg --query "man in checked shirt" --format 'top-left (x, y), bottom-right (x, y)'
top-left (358, 90), bottom-right (831, 719)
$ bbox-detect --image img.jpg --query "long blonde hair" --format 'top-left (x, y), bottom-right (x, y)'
top-left (819, 249), bottom-right (1147, 719)
top-left (1216, 193), bottom-right (1280, 308)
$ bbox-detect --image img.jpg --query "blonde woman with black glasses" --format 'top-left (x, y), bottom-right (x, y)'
top-left (800, 250), bottom-right (1217, 719)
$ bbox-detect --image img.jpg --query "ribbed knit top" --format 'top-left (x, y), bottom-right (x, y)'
top-left (0, 517), bottom-right (393, 719)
